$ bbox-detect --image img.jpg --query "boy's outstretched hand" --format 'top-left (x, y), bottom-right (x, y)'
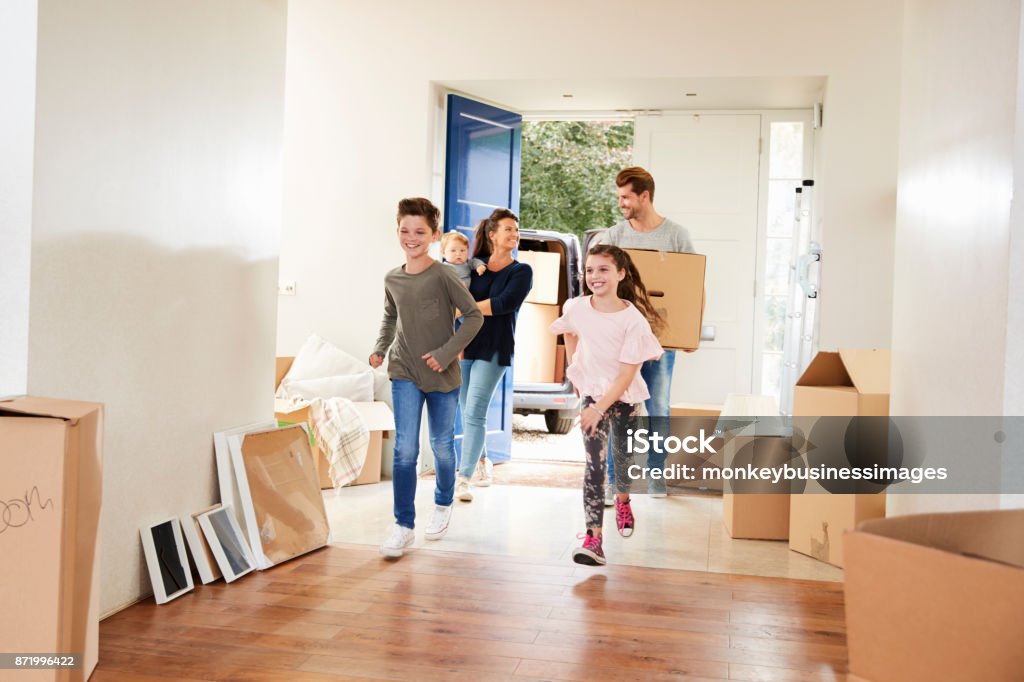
top-left (475, 264), bottom-right (487, 276)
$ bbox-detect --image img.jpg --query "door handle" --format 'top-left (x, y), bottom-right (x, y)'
top-left (798, 242), bottom-right (822, 299)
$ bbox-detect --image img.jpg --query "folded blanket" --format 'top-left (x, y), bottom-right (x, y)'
top-left (309, 397), bottom-right (370, 488)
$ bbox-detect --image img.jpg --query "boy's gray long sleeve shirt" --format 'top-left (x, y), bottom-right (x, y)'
top-left (372, 261), bottom-right (483, 393)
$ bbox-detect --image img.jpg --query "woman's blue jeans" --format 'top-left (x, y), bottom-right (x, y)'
top-left (607, 350), bottom-right (676, 485)
top-left (391, 379), bottom-right (459, 529)
top-left (458, 353), bottom-right (508, 479)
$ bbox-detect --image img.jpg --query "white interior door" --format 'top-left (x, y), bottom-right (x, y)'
top-left (632, 113), bottom-right (761, 404)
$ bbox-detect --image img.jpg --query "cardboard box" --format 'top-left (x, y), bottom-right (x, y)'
top-left (790, 349), bottom-right (890, 566)
top-left (667, 402), bottom-right (725, 492)
top-left (517, 250), bottom-right (562, 305)
top-left (513, 302), bottom-right (560, 383)
top-left (718, 394), bottom-right (790, 540)
top-left (275, 357), bottom-right (391, 487)
top-left (624, 248), bottom-right (706, 350)
top-left (670, 402), bottom-right (723, 418)
top-left (792, 349), bottom-right (890, 417)
top-left (347, 401), bottom-right (395, 486)
top-left (790, 493), bottom-right (885, 567)
top-left (0, 397), bottom-right (104, 682)
top-left (844, 509), bottom-right (1024, 682)
top-left (554, 344), bottom-right (566, 384)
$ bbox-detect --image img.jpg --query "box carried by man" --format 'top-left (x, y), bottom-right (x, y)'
top-left (624, 248), bottom-right (706, 351)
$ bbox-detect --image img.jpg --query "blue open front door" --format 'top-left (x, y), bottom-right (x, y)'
top-left (444, 94), bottom-right (521, 464)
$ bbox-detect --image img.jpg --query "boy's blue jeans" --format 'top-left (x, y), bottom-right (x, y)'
top-left (391, 380), bottom-right (459, 529)
top-left (607, 350), bottom-right (676, 485)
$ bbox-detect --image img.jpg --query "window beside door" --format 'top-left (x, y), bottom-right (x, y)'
top-left (760, 120), bottom-right (809, 404)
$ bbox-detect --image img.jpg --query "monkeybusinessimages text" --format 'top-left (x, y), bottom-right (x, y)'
top-left (625, 428), bottom-right (949, 486)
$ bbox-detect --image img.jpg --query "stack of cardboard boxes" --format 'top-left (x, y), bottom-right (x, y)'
top-left (790, 349), bottom-right (889, 567)
top-left (514, 249), bottom-right (562, 383)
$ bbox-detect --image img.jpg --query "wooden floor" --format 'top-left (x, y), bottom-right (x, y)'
top-left (93, 543), bottom-right (849, 681)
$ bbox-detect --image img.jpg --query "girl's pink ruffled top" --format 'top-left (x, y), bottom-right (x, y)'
top-left (549, 295), bottom-right (663, 404)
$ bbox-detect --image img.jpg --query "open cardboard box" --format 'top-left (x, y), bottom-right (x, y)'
top-left (0, 396), bottom-right (104, 682)
top-left (790, 349), bottom-right (890, 566)
top-left (624, 248), bottom-right (706, 351)
top-left (844, 509), bottom-right (1024, 681)
top-left (275, 356), bottom-right (391, 487)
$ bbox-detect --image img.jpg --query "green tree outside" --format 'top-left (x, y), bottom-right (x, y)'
top-left (519, 120), bottom-right (634, 240)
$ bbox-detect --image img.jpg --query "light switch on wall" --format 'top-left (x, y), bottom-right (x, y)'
top-left (278, 280), bottom-right (296, 296)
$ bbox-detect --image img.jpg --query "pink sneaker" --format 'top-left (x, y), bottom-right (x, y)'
top-left (572, 531), bottom-right (606, 566)
top-left (615, 498), bottom-right (634, 538)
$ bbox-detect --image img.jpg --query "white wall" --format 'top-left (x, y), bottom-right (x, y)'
top-left (28, 0), bottom-right (287, 614)
top-left (0, 0), bottom-right (37, 397)
top-left (278, 0), bottom-right (903, 360)
top-left (889, 0), bottom-right (1023, 515)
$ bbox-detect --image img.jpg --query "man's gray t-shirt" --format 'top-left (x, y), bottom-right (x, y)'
top-left (372, 262), bottom-right (483, 393)
top-left (601, 217), bottom-right (695, 254)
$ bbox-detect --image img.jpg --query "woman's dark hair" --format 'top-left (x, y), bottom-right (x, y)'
top-left (396, 197), bottom-right (440, 232)
top-left (471, 208), bottom-right (519, 260)
top-left (584, 244), bottom-right (666, 335)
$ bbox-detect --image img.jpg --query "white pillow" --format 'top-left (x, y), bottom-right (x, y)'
top-left (282, 373), bottom-right (374, 402)
top-left (277, 334), bottom-right (372, 397)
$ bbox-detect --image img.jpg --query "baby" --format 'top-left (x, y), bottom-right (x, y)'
top-left (441, 231), bottom-right (486, 286)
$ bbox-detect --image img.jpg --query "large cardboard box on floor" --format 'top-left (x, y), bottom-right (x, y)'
top-left (790, 349), bottom-right (890, 566)
top-left (624, 248), bottom-right (706, 351)
top-left (513, 302), bottom-right (560, 383)
top-left (667, 403), bottom-right (725, 492)
top-left (275, 357), bottom-right (391, 487)
top-left (517, 250), bottom-right (561, 305)
top-left (717, 394), bottom-right (791, 540)
top-left (0, 396), bottom-right (104, 682)
top-left (844, 509), bottom-right (1024, 682)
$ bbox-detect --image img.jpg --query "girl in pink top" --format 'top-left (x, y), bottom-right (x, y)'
top-left (549, 244), bottom-right (664, 565)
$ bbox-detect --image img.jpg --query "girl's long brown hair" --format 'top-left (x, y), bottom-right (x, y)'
top-left (584, 244), bottom-right (666, 335)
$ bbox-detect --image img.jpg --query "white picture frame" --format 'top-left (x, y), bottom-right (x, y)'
top-left (214, 421), bottom-right (276, 539)
top-left (140, 518), bottom-right (194, 604)
top-left (197, 504), bottom-right (256, 583)
top-left (229, 421), bottom-right (325, 565)
top-left (180, 504), bottom-right (223, 584)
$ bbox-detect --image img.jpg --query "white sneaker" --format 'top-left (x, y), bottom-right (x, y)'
top-left (424, 505), bottom-right (453, 541)
top-left (474, 457), bottom-right (494, 487)
top-left (380, 524), bottom-right (414, 558)
top-left (604, 483), bottom-right (615, 507)
top-left (456, 475), bottom-right (474, 502)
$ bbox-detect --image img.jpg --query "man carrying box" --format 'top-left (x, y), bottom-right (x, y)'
top-left (598, 166), bottom-right (696, 500)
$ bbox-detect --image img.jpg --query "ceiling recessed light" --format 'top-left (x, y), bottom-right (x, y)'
top-left (562, 93), bottom-right (574, 98)
top-left (686, 93), bottom-right (697, 97)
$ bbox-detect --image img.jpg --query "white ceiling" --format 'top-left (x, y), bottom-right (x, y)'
top-left (440, 76), bottom-right (826, 116)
